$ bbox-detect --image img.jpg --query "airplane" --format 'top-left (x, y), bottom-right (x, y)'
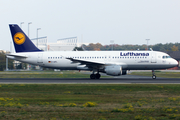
top-left (7, 24), bottom-right (178, 79)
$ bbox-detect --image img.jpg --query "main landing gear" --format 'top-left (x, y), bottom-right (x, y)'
top-left (152, 70), bottom-right (156, 79)
top-left (90, 71), bottom-right (101, 79)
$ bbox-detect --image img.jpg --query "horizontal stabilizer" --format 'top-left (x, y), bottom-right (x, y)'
top-left (6, 54), bottom-right (27, 58)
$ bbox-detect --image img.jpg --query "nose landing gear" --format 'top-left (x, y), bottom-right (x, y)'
top-left (152, 70), bottom-right (156, 79)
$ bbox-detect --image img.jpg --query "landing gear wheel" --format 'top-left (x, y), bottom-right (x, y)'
top-left (152, 70), bottom-right (156, 79)
top-left (90, 74), bottom-right (96, 79)
top-left (152, 75), bottom-right (156, 79)
top-left (95, 73), bottom-right (101, 79)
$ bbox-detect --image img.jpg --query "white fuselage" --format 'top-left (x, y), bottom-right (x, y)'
top-left (7, 51), bottom-right (178, 71)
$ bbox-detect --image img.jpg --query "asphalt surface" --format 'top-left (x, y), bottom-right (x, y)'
top-left (0, 75), bottom-right (180, 84)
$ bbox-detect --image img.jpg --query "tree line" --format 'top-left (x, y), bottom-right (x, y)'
top-left (81, 42), bottom-right (180, 51)
top-left (0, 53), bottom-right (14, 71)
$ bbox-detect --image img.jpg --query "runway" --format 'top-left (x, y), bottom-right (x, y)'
top-left (0, 75), bottom-right (180, 84)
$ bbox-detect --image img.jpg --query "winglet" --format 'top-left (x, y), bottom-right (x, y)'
top-left (9, 24), bottom-right (42, 53)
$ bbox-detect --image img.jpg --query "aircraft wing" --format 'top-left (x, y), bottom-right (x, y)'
top-left (66, 58), bottom-right (105, 68)
top-left (6, 54), bottom-right (27, 58)
top-left (66, 58), bottom-right (128, 70)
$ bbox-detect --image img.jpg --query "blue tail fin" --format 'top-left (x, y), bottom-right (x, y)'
top-left (9, 24), bottom-right (42, 53)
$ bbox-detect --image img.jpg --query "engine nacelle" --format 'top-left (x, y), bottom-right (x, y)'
top-left (105, 65), bottom-right (122, 76)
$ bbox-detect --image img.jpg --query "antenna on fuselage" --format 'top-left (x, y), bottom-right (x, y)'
top-left (150, 48), bottom-right (153, 51)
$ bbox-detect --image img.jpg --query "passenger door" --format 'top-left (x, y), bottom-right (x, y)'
top-left (151, 52), bottom-right (157, 63)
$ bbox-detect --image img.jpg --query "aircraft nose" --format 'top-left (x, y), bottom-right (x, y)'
top-left (172, 59), bottom-right (178, 67)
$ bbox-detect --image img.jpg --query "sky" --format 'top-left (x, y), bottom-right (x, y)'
top-left (1, 0), bottom-right (180, 51)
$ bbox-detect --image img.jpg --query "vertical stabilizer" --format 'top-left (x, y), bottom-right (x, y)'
top-left (9, 24), bottom-right (42, 52)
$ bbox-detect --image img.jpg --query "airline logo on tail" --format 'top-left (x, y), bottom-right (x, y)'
top-left (13, 32), bottom-right (25, 45)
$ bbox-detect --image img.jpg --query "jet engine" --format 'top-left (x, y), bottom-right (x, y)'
top-left (105, 65), bottom-right (122, 76)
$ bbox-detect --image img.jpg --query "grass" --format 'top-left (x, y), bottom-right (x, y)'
top-left (0, 84), bottom-right (180, 119)
top-left (0, 71), bottom-right (180, 78)
top-left (0, 71), bottom-right (98, 78)
top-left (130, 71), bottom-right (180, 78)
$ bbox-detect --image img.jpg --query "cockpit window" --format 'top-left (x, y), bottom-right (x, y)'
top-left (162, 56), bottom-right (171, 59)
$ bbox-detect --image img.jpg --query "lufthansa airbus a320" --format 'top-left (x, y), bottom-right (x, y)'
top-left (7, 24), bottom-right (178, 79)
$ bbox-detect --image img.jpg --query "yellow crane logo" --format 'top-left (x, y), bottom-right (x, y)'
top-left (13, 32), bottom-right (25, 45)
